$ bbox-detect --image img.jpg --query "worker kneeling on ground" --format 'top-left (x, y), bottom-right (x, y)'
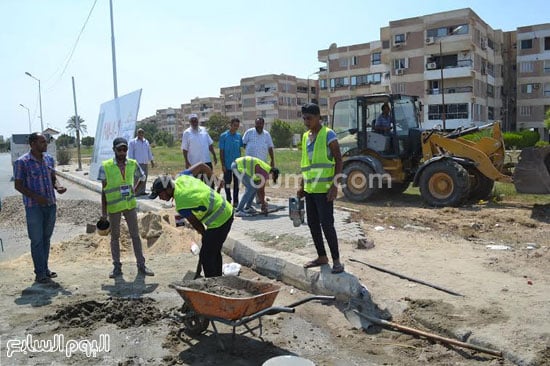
top-left (149, 163), bottom-right (233, 277)
top-left (232, 156), bottom-right (279, 217)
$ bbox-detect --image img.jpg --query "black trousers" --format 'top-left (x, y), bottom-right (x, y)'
top-left (223, 170), bottom-right (240, 205)
top-left (200, 215), bottom-right (234, 277)
top-left (305, 192), bottom-right (340, 260)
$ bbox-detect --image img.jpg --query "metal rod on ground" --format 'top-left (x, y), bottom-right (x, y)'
top-left (353, 310), bottom-right (502, 358)
top-left (349, 258), bottom-right (464, 297)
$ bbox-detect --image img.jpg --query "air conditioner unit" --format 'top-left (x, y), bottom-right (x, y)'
top-left (533, 83), bottom-right (540, 89)
top-left (425, 37), bottom-right (435, 45)
top-left (395, 69), bottom-right (404, 75)
top-left (427, 62), bottom-right (437, 70)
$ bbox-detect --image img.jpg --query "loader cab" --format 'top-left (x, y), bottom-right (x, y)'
top-left (332, 94), bottom-right (422, 158)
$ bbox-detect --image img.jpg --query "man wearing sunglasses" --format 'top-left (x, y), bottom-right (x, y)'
top-left (97, 137), bottom-right (154, 278)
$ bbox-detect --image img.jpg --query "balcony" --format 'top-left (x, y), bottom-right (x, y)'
top-left (426, 86), bottom-right (473, 95)
top-left (424, 59), bottom-right (473, 80)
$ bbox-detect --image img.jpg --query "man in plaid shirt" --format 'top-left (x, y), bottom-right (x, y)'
top-left (14, 133), bottom-right (66, 283)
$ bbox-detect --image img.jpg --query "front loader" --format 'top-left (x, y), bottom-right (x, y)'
top-left (332, 94), bottom-right (550, 207)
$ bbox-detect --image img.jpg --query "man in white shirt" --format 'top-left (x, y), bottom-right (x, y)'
top-left (181, 114), bottom-right (218, 170)
top-left (242, 117), bottom-right (275, 204)
top-left (242, 117), bottom-right (275, 167)
top-left (128, 128), bottom-right (155, 196)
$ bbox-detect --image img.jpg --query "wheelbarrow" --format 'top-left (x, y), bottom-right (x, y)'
top-left (169, 276), bottom-right (334, 350)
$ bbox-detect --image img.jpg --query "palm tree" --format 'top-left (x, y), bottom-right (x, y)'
top-left (66, 115), bottom-right (87, 135)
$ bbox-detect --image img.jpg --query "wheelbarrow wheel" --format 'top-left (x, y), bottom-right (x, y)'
top-left (180, 303), bottom-right (209, 335)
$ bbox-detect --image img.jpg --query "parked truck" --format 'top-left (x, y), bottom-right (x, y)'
top-left (331, 94), bottom-right (550, 207)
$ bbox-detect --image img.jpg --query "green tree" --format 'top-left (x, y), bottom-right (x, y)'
top-left (81, 136), bottom-right (95, 146)
top-left (270, 119), bottom-right (293, 147)
top-left (154, 130), bottom-right (175, 147)
top-left (56, 134), bottom-right (75, 148)
top-left (205, 113), bottom-right (230, 141)
top-left (66, 115), bottom-right (87, 135)
top-left (545, 108), bottom-right (550, 142)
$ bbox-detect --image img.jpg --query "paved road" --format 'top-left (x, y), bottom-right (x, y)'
top-left (0, 153), bottom-right (101, 261)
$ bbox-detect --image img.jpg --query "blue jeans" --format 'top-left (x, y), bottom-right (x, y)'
top-left (25, 205), bottom-right (57, 279)
top-left (233, 168), bottom-right (257, 212)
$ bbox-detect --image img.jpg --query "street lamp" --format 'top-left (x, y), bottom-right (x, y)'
top-left (19, 104), bottom-right (32, 133)
top-left (24, 72), bottom-right (44, 133)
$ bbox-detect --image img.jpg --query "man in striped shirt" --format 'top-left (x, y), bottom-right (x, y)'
top-left (14, 133), bottom-right (67, 283)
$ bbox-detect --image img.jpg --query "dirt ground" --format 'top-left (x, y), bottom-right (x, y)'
top-left (0, 190), bottom-right (549, 365)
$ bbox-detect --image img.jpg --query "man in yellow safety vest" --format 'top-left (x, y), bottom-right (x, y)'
top-left (98, 137), bottom-right (154, 278)
top-left (298, 103), bottom-right (345, 274)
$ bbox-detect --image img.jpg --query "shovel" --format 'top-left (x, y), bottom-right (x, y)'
top-left (344, 303), bottom-right (502, 358)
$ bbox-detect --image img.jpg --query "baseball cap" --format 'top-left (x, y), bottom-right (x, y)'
top-left (113, 137), bottom-right (128, 149)
top-left (188, 113), bottom-right (198, 121)
top-left (149, 176), bottom-right (170, 199)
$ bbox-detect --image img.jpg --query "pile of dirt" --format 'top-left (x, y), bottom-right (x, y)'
top-left (0, 196), bottom-right (101, 228)
top-left (45, 297), bottom-right (163, 329)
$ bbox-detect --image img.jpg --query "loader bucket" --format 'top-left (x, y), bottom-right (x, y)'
top-left (513, 146), bottom-right (550, 194)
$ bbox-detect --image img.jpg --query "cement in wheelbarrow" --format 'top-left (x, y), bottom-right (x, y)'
top-left (171, 276), bottom-right (280, 321)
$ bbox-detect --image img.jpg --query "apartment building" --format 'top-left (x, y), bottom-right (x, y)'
top-left (516, 23), bottom-right (550, 140)
top-left (220, 85), bottom-right (242, 122)
top-left (235, 74), bottom-right (317, 130)
top-left (318, 8), bottom-right (507, 130)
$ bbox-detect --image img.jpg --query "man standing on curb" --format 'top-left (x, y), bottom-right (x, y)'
top-left (219, 118), bottom-right (243, 207)
top-left (298, 103), bottom-right (345, 274)
top-left (182, 114), bottom-right (218, 170)
top-left (128, 128), bottom-right (154, 196)
top-left (98, 137), bottom-right (154, 278)
top-left (14, 133), bottom-right (67, 283)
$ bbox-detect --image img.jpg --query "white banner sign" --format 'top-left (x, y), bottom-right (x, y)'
top-left (90, 89), bottom-right (142, 180)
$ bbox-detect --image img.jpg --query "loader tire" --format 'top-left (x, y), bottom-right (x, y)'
top-left (467, 167), bottom-right (494, 201)
top-left (342, 162), bottom-right (378, 202)
top-left (419, 160), bottom-right (470, 207)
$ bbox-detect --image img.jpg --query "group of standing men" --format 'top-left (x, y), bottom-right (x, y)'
top-left (14, 102), bottom-right (345, 283)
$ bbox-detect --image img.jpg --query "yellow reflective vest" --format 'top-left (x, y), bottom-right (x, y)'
top-left (235, 156), bottom-right (271, 183)
top-left (300, 126), bottom-right (335, 193)
top-left (102, 159), bottom-right (138, 213)
top-left (174, 175), bottom-right (233, 229)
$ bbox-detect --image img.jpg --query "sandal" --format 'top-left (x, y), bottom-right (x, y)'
top-left (303, 258), bottom-right (329, 268)
top-left (331, 264), bottom-right (345, 274)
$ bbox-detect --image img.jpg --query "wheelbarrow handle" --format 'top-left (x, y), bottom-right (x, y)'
top-left (287, 295), bottom-right (336, 308)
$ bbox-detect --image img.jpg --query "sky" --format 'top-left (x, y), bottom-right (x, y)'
top-left (1, 0), bottom-right (548, 140)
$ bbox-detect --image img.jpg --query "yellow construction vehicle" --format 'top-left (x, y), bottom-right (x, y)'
top-left (332, 94), bottom-right (550, 206)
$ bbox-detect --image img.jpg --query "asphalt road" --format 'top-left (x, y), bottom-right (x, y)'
top-left (0, 153), bottom-right (101, 262)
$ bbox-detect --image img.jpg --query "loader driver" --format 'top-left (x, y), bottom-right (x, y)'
top-left (374, 103), bottom-right (392, 134)
top-left (149, 165), bottom-right (233, 278)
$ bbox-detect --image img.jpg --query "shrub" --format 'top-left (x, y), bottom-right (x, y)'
top-left (56, 149), bottom-right (71, 165)
top-left (535, 140), bottom-right (550, 147)
top-left (503, 130), bottom-right (540, 149)
top-left (270, 120), bottom-right (293, 147)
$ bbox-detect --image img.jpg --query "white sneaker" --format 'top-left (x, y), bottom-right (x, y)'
top-left (235, 210), bottom-right (252, 217)
top-left (243, 207), bottom-right (257, 214)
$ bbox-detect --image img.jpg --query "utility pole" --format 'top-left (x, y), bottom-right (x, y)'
top-left (72, 77), bottom-right (82, 171)
top-left (109, 0), bottom-right (118, 99)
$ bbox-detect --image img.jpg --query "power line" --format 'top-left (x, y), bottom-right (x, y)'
top-left (45, 0), bottom-right (99, 91)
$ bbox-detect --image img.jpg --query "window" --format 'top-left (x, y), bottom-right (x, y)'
top-left (394, 58), bottom-right (406, 69)
top-left (544, 60), bottom-right (550, 73)
top-left (367, 73), bottom-right (382, 84)
top-left (320, 79), bottom-right (328, 90)
top-left (521, 84), bottom-right (535, 94)
top-left (394, 82), bottom-right (406, 94)
top-left (394, 34), bottom-right (406, 44)
top-left (351, 76), bottom-right (357, 86)
top-left (545, 37), bottom-right (550, 51)
top-left (330, 77), bottom-right (349, 88)
top-left (487, 84), bottom-right (494, 97)
top-left (520, 62), bottom-right (534, 73)
top-left (371, 52), bottom-right (381, 65)
top-left (351, 56), bottom-right (358, 66)
top-left (521, 39), bottom-right (533, 49)
top-left (520, 106), bottom-right (532, 116)
top-left (545, 83), bottom-right (550, 97)
top-left (428, 103), bottom-right (468, 120)
top-left (339, 58), bottom-right (348, 67)
top-left (426, 24), bottom-right (469, 38)
top-left (488, 106), bottom-right (494, 120)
